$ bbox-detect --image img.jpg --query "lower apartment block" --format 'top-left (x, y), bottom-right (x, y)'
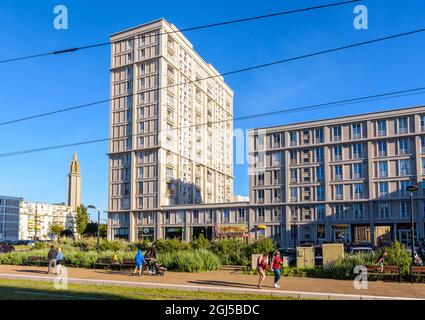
top-left (108, 105), bottom-right (425, 247)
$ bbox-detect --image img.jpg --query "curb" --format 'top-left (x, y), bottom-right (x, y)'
top-left (0, 273), bottom-right (422, 300)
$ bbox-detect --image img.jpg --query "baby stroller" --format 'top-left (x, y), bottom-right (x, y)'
top-left (154, 262), bottom-right (166, 276)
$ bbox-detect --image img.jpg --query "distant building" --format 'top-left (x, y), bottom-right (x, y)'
top-left (67, 153), bottom-right (82, 211)
top-left (19, 202), bottom-right (76, 241)
top-left (0, 196), bottom-right (22, 242)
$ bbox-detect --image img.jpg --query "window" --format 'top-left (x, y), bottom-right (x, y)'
top-left (316, 185), bottom-right (325, 201)
top-left (257, 208), bottom-right (265, 222)
top-left (379, 202), bottom-right (390, 219)
top-left (257, 173), bottom-right (265, 186)
top-left (205, 210), bottom-right (213, 223)
top-left (400, 159), bottom-right (410, 176)
top-left (354, 184), bottom-right (364, 199)
top-left (272, 133), bottom-right (281, 147)
top-left (302, 150), bottom-right (310, 164)
top-left (316, 148), bottom-right (324, 163)
top-left (272, 152), bottom-right (281, 166)
top-left (378, 182), bottom-right (389, 197)
top-left (176, 211), bottom-right (183, 224)
top-left (352, 144), bottom-right (363, 159)
top-left (334, 165), bottom-right (343, 181)
top-left (238, 209), bottom-right (246, 222)
top-left (257, 190), bottom-right (265, 203)
top-left (257, 135), bottom-right (265, 150)
top-left (398, 117), bottom-right (408, 134)
top-left (333, 126), bottom-right (342, 142)
top-left (222, 209), bottom-right (230, 223)
top-left (315, 128), bottom-right (324, 143)
top-left (317, 205), bottom-right (325, 220)
top-left (398, 139), bottom-right (409, 155)
top-left (353, 204), bottom-right (364, 219)
top-left (290, 188), bottom-right (298, 202)
top-left (335, 185), bottom-right (343, 200)
top-left (421, 115), bottom-right (425, 132)
top-left (422, 158), bottom-right (425, 175)
top-left (290, 132), bottom-right (298, 146)
top-left (274, 189), bottom-right (281, 202)
top-left (303, 168), bottom-right (311, 183)
top-left (377, 141), bottom-right (388, 157)
top-left (377, 120), bottom-right (387, 136)
top-left (353, 163), bottom-right (363, 179)
top-left (400, 180), bottom-right (409, 197)
top-left (333, 146), bottom-right (342, 161)
top-left (273, 207), bottom-right (281, 222)
top-left (290, 169), bottom-right (298, 183)
top-left (316, 166), bottom-right (324, 182)
top-left (377, 161), bottom-right (388, 178)
top-left (401, 201), bottom-right (410, 218)
top-left (290, 150), bottom-right (297, 165)
top-left (352, 124), bottom-right (362, 139)
top-left (421, 137), bottom-right (425, 154)
top-left (334, 205), bottom-right (344, 220)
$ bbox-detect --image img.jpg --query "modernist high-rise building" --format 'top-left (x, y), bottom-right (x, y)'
top-left (67, 153), bottom-right (82, 211)
top-left (108, 19), bottom-right (234, 241)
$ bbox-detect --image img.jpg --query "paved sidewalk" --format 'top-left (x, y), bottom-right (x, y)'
top-left (0, 265), bottom-right (424, 300)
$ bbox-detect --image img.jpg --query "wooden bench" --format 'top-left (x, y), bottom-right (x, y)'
top-left (94, 258), bottom-right (119, 270)
top-left (121, 259), bottom-right (136, 270)
top-left (365, 265), bottom-right (401, 282)
top-left (410, 266), bottom-right (425, 282)
top-left (26, 256), bottom-right (48, 266)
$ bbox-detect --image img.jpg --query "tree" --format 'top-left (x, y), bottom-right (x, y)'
top-left (76, 205), bottom-right (89, 236)
top-left (84, 222), bottom-right (107, 238)
top-left (49, 223), bottom-right (64, 240)
top-left (60, 229), bottom-right (74, 238)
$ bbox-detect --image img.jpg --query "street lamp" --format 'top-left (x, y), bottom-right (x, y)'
top-left (88, 205), bottom-right (101, 253)
top-left (406, 185), bottom-right (418, 267)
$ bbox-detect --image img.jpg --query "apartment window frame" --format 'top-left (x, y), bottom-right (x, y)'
top-left (398, 117), bottom-right (409, 134)
top-left (352, 123), bottom-right (362, 140)
top-left (333, 126), bottom-right (342, 142)
top-left (377, 120), bottom-right (387, 137)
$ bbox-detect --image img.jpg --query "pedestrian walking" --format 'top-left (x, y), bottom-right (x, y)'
top-left (56, 247), bottom-right (64, 274)
top-left (47, 245), bottom-right (58, 275)
top-left (256, 253), bottom-right (268, 289)
top-left (271, 250), bottom-right (283, 288)
top-left (377, 250), bottom-right (388, 273)
top-left (132, 249), bottom-right (145, 276)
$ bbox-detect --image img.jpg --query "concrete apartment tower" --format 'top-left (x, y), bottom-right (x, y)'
top-left (67, 153), bottom-right (82, 211)
top-left (108, 19), bottom-right (234, 242)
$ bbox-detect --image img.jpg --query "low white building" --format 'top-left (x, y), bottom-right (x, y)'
top-left (19, 202), bottom-right (76, 241)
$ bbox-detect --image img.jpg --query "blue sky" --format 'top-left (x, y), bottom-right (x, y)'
top-left (1, 0), bottom-right (425, 220)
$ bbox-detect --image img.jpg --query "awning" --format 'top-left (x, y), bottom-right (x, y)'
top-left (257, 225), bottom-right (267, 229)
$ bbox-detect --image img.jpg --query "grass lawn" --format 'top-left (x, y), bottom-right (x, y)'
top-left (0, 279), bottom-right (296, 300)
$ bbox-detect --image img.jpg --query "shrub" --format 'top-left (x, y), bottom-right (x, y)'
top-left (324, 254), bottom-right (376, 280)
top-left (158, 249), bottom-right (221, 272)
top-left (385, 241), bottom-right (412, 275)
top-left (209, 239), bottom-right (249, 266)
top-left (191, 234), bottom-right (210, 250)
top-left (154, 238), bottom-right (191, 253)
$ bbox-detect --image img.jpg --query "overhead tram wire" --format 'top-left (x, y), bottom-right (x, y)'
top-left (2, 85), bottom-right (425, 158)
top-left (2, 25), bottom-right (425, 127)
top-left (0, 0), bottom-right (361, 64)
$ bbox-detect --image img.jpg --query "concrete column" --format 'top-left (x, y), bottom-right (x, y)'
top-left (129, 212), bottom-right (136, 242)
top-left (156, 210), bottom-right (162, 240)
top-left (366, 120), bottom-right (375, 245)
top-left (185, 210), bottom-right (190, 242)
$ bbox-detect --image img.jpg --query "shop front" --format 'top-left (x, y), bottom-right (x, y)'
top-left (191, 226), bottom-right (213, 241)
top-left (215, 224), bottom-right (249, 241)
top-left (164, 227), bottom-right (183, 241)
top-left (137, 227), bottom-right (155, 242)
